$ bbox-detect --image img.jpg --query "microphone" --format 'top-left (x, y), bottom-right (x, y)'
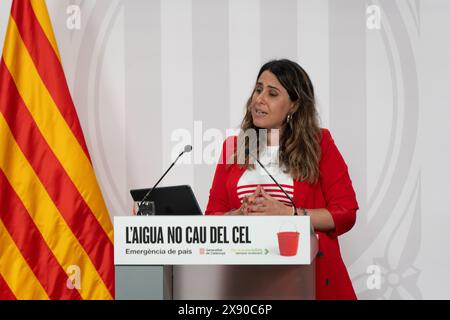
top-left (247, 149), bottom-right (298, 215)
top-left (137, 145), bottom-right (193, 215)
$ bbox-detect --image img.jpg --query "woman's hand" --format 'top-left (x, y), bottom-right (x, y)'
top-left (225, 185), bottom-right (263, 215)
top-left (245, 187), bottom-right (293, 216)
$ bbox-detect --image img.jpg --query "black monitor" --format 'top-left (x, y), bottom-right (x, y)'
top-left (129, 185), bottom-right (203, 215)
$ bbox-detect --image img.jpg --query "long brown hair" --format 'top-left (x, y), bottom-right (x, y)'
top-left (236, 59), bottom-right (322, 184)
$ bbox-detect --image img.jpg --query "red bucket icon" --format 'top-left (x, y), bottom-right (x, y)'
top-left (277, 223), bottom-right (300, 256)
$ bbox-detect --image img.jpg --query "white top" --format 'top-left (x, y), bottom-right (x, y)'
top-left (237, 146), bottom-right (294, 206)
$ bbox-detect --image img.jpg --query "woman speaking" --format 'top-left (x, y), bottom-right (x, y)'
top-left (205, 59), bottom-right (359, 300)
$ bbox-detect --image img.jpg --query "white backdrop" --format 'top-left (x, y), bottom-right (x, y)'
top-left (1, 0), bottom-right (450, 299)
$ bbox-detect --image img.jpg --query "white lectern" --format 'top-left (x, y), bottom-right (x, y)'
top-left (114, 216), bottom-right (318, 300)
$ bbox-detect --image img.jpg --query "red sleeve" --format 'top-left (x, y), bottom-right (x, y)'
top-left (205, 136), bottom-right (236, 215)
top-left (319, 128), bottom-right (359, 237)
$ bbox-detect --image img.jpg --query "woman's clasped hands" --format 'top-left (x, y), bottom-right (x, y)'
top-left (238, 185), bottom-right (293, 216)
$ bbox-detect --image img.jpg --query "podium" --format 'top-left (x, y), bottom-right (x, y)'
top-left (114, 216), bottom-right (318, 300)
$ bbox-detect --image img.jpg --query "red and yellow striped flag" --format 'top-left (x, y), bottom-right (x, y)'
top-left (0, 0), bottom-right (114, 299)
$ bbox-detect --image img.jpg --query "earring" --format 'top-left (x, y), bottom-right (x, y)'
top-left (286, 114), bottom-right (292, 123)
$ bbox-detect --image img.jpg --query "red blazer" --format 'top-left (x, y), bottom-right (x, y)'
top-left (205, 128), bottom-right (359, 300)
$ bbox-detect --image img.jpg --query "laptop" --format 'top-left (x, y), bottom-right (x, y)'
top-left (129, 185), bottom-right (203, 215)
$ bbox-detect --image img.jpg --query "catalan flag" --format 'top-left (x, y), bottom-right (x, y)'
top-left (0, 0), bottom-right (114, 299)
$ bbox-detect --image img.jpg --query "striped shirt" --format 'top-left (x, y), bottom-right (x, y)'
top-left (237, 146), bottom-right (294, 206)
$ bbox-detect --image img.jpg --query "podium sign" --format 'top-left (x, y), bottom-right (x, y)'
top-left (114, 216), bottom-right (318, 265)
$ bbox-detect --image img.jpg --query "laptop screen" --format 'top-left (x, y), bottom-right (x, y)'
top-left (130, 185), bottom-right (203, 215)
